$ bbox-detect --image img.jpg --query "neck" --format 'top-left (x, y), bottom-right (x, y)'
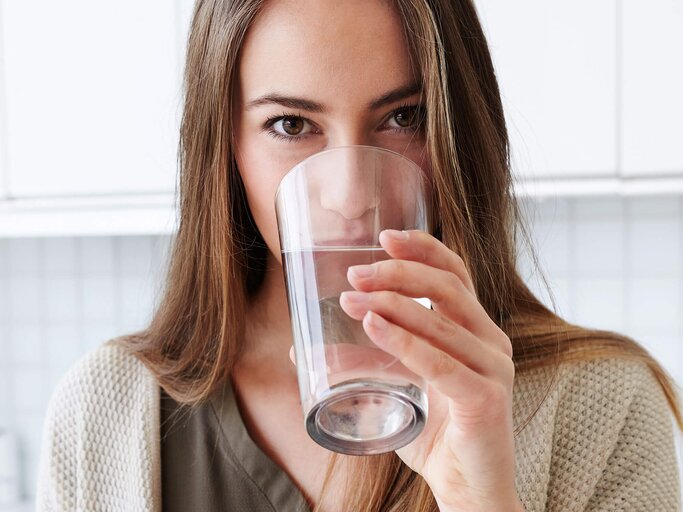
top-left (238, 251), bottom-right (294, 373)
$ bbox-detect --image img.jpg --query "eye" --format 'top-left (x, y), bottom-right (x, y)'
top-left (385, 105), bottom-right (426, 131)
top-left (264, 113), bottom-right (317, 142)
top-left (280, 116), bottom-right (305, 135)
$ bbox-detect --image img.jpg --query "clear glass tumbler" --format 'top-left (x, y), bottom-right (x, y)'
top-left (275, 145), bottom-right (431, 455)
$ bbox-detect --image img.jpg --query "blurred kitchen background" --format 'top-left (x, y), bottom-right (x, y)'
top-left (0, 0), bottom-right (682, 509)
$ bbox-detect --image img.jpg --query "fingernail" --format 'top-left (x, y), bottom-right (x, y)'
top-left (349, 264), bottom-right (375, 278)
top-left (366, 311), bottom-right (388, 332)
top-left (341, 290), bottom-right (369, 303)
top-left (383, 229), bottom-right (409, 241)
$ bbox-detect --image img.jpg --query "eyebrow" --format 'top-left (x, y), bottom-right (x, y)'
top-left (244, 82), bottom-right (422, 113)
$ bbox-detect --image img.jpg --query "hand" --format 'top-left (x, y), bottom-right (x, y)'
top-left (337, 229), bottom-right (522, 512)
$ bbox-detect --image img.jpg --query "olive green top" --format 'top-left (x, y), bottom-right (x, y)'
top-left (160, 377), bottom-right (311, 511)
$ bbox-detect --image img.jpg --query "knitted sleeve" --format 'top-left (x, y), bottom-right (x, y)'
top-left (35, 342), bottom-right (162, 512)
top-left (35, 347), bottom-right (85, 511)
top-left (543, 358), bottom-right (681, 511)
top-left (583, 362), bottom-right (681, 511)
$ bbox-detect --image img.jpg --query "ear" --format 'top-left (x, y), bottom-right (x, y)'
top-left (289, 345), bottom-right (296, 366)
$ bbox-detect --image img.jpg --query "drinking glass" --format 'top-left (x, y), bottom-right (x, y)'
top-left (275, 145), bottom-right (431, 455)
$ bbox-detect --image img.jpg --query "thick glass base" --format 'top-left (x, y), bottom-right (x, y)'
top-left (306, 378), bottom-right (427, 455)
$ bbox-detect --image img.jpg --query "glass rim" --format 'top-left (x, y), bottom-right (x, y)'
top-left (274, 144), bottom-right (428, 206)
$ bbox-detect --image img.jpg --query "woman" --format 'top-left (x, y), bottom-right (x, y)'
top-left (37, 0), bottom-right (681, 511)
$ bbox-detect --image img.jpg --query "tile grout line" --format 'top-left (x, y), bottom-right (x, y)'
top-left (622, 197), bottom-right (632, 338)
top-left (566, 197), bottom-right (577, 321)
top-left (39, 238), bottom-right (47, 418)
top-left (678, 196), bottom-right (683, 478)
top-left (5, 244), bottom-right (15, 430)
top-left (27, 237), bottom-right (47, 501)
top-left (679, 196), bottom-right (683, 372)
top-left (2, 240), bottom-right (17, 435)
top-left (75, 237), bottom-right (85, 357)
top-left (113, 237), bottom-right (123, 336)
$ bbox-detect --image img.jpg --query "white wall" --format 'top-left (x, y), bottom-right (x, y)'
top-left (0, 195), bottom-right (682, 507)
top-left (519, 196), bottom-right (683, 382)
top-left (0, 236), bottom-right (171, 506)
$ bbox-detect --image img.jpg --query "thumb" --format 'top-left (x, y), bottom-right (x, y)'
top-left (288, 345), bottom-right (296, 366)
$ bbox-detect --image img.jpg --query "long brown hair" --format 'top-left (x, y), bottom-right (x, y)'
top-left (118, 0), bottom-right (682, 510)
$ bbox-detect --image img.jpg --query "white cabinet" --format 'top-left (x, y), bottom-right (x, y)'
top-left (621, 0), bottom-right (683, 176)
top-left (0, 0), bottom-right (183, 197)
top-left (1, 1), bottom-right (683, 236)
top-left (474, 0), bottom-right (618, 179)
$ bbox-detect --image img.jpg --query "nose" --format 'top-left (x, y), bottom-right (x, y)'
top-left (318, 145), bottom-right (378, 220)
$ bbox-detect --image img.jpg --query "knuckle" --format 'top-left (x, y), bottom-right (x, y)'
top-left (433, 312), bottom-right (458, 340)
top-left (410, 231), bottom-right (429, 261)
top-left (452, 254), bottom-right (469, 282)
top-left (498, 329), bottom-right (513, 358)
top-left (490, 326), bottom-right (513, 357)
top-left (378, 257), bottom-right (396, 279)
top-left (451, 252), bottom-right (466, 273)
top-left (427, 350), bottom-right (454, 380)
top-left (506, 358), bottom-right (516, 383)
top-left (445, 272), bottom-right (462, 292)
top-left (482, 382), bottom-right (509, 408)
top-left (386, 291), bottom-right (402, 309)
top-left (398, 332), bottom-right (416, 360)
top-left (502, 341), bottom-right (513, 359)
top-left (450, 253), bottom-right (476, 293)
top-left (497, 352), bottom-right (516, 384)
top-left (387, 259), bottom-right (410, 295)
top-left (433, 272), bottom-right (459, 304)
top-left (389, 258), bottom-right (405, 276)
top-left (375, 290), bottom-right (398, 309)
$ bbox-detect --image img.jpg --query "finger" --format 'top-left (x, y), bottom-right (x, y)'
top-left (347, 257), bottom-right (503, 347)
top-left (378, 229), bottom-right (476, 296)
top-left (289, 345), bottom-right (296, 366)
top-left (362, 310), bottom-right (491, 406)
top-left (340, 289), bottom-right (509, 374)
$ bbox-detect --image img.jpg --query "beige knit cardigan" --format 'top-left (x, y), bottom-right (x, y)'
top-left (36, 342), bottom-right (681, 511)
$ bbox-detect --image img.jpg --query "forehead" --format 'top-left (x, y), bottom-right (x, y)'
top-left (236, 0), bottom-right (416, 111)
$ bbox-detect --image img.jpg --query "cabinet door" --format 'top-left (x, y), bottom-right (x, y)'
top-left (1, 1), bottom-right (182, 197)
top-left (474, 0), bottom-right (618, 179)
top-left (622, 0), bottom-right (683, 176)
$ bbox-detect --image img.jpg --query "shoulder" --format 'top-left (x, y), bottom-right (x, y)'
top-left (37, 339), bottom-right (161, 509)
top-left (557, 356), bottom-right (665, 407)
top-left (514, 356), bottom-right (681, 511)
top-left (561, 357), bottom-right (680, 509)
top-left (42, 338), bottom-right (160, 445)
top-left (47, 339), bottom-right (153, 415)
top-left (552, 355), bottom-right (676, 444)
top-left (536, 355), bottom-right (674, 446)
top-left (515, 355), bottom-right (671, 423)
top-left (563, 355), bottom-right (657, 388)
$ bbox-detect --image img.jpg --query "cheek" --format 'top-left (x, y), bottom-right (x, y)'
top-left (402, 144), bottom-right (432, 189)
top-left (235, 144), bottom-right (305, 262)
top-left (402, 143), bottom-right (430, 174)
top-left (237, 152), bottom-right (280, 255)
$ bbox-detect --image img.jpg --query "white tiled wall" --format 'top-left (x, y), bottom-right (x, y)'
top-left (519, 196), bottom-right (683, 382)
top-left (0, 236), bottom-right (171, 507)
top-left (0, 196), bottom-right (682, 508)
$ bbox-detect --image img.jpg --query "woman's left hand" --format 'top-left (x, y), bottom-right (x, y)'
top-left (339, 229), bottom-right (523, 512)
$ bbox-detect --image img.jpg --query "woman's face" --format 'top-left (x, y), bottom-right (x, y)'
top-left (233, 0), bottom-right (429, 264)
